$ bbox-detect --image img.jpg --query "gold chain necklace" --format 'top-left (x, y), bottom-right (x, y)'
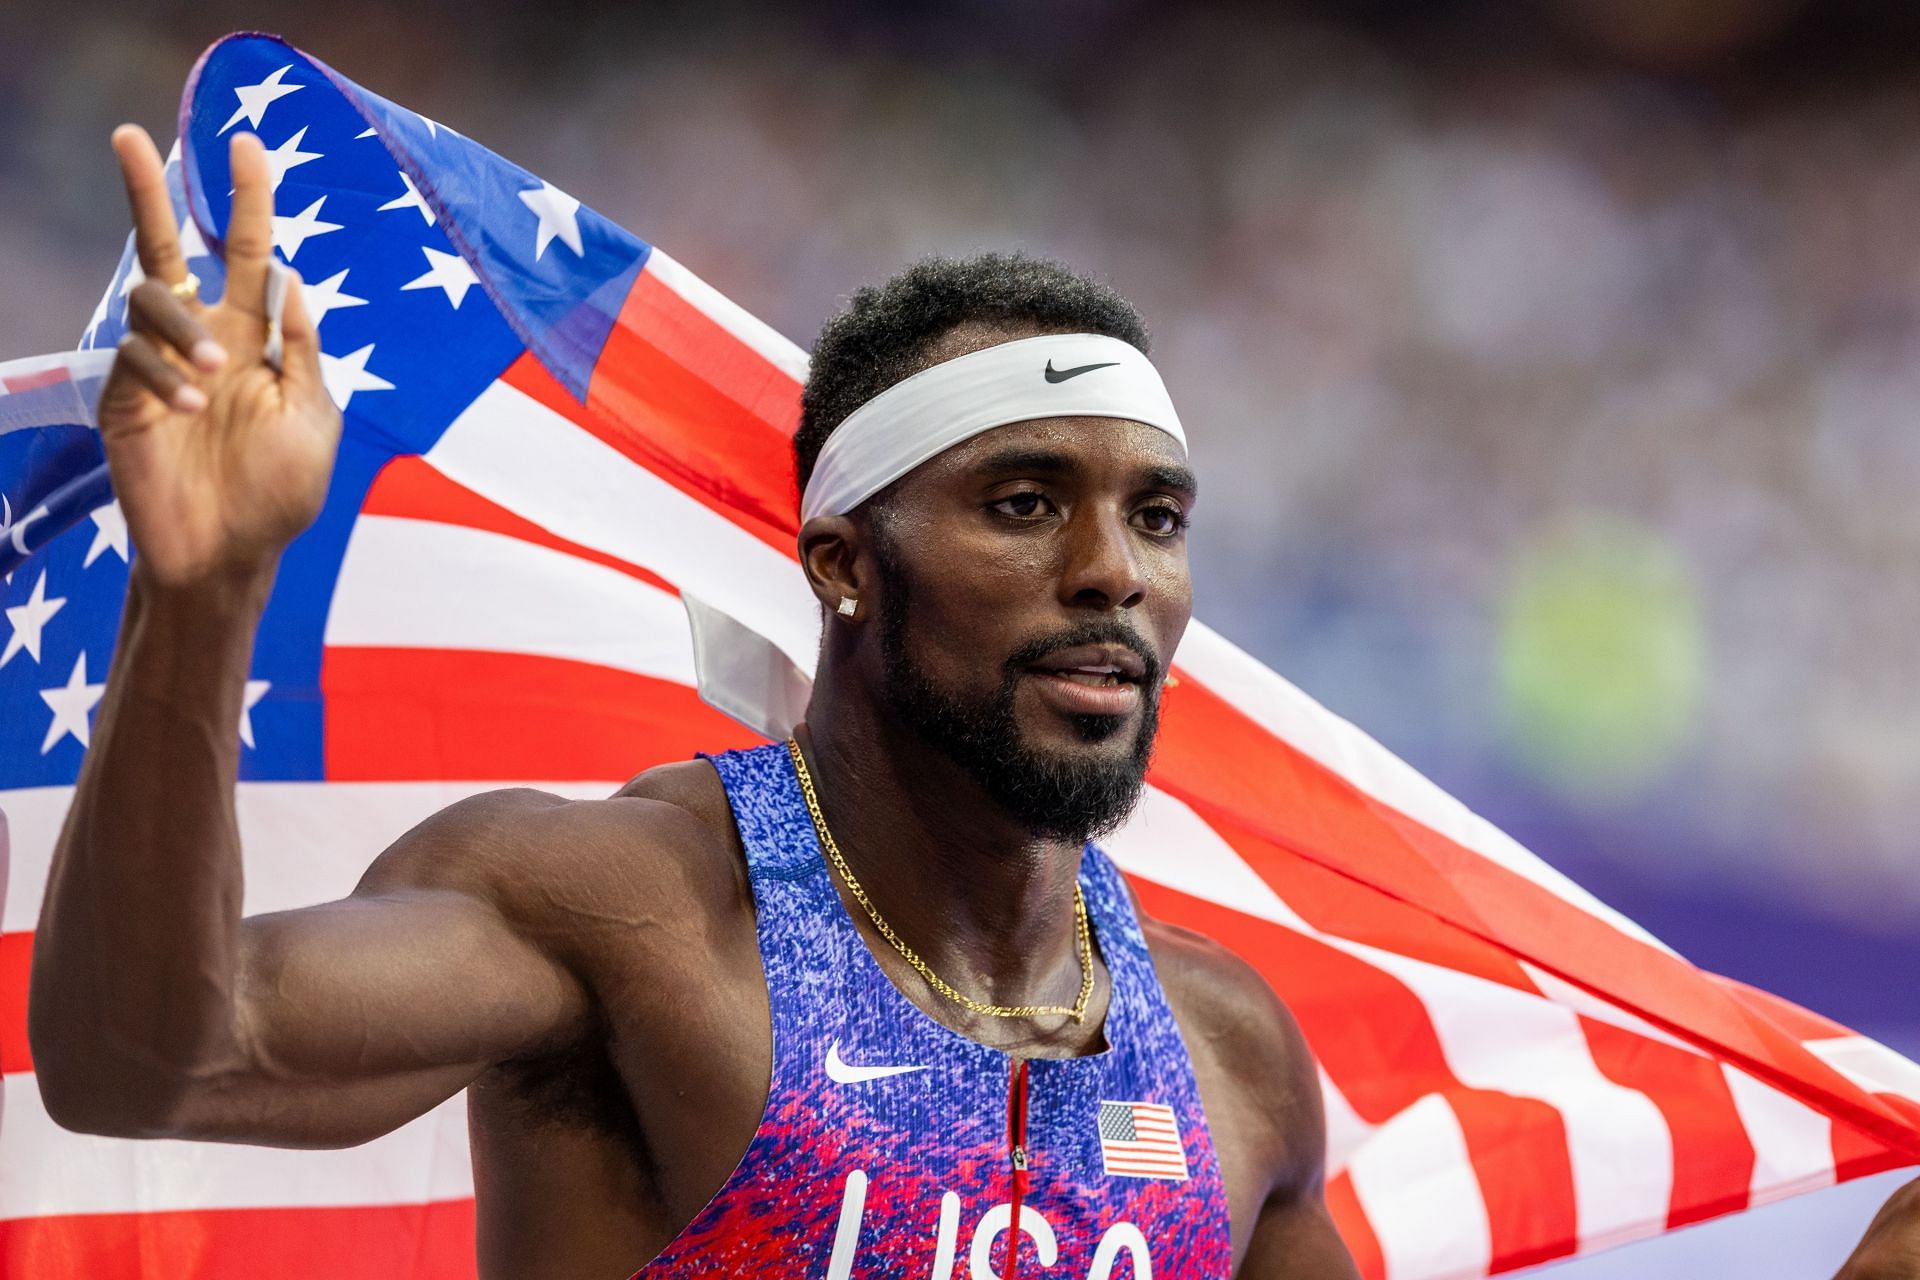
top-left (786, 738), bottom-right (1095, 1023)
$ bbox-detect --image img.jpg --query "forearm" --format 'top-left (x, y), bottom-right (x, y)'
top-left (28, 562), bottom-right (276, 1129)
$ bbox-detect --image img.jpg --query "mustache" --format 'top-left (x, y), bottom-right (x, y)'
top-left (1003, 619), bottom-right (1164, 687)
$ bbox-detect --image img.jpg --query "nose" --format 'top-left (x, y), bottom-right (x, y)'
top-left (1059, 504), bottom-right (1147, 612)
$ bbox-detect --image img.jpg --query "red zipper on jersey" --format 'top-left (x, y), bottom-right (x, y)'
top-left (1007, 1055), bottom-right (1031, 1279)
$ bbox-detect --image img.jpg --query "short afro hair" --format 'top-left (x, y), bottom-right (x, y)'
top-left (795, 253), bottom-right (1150, 495)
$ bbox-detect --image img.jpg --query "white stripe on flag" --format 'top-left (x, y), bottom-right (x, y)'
top-left (1109, 784), bottom-right (1677, 1251)
top-left (0, 1072), bottom-right (472, 1217)
top-left (1171, 622), bottom-right (1673, 955)
top-left (2, 781), bottom-right (613, 935)
top-left (1359, 947), bottom-right (1675, 1253)
top-left (1804, 1036), bottom-right (1920, 1106)
top-left (1102, 783), bottom-right (1312, 932)
top-left (422, 379), bottom-right (820, 676)
top-left (1348, 1094), bottom-right (1492, 1280)
top-left (325, 514), bottom-right (698, 685)
top-left (1519, 961), bottom-right (1705, 1057)
top-left (0, 349), bottom-right (115, 436)
top-left (1321, 1066), bottom-right (1381, 1179)
top-left (1723, 1064), bottom-right (1837, 1207)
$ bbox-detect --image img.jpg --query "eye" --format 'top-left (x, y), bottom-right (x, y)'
top-left (1133, 503), bottom-right (1188, 536)
top-left (991, 491), bottom-right (1055, 520)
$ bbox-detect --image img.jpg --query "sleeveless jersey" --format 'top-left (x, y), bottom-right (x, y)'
top-left (631, 742), bottom-right (1233, 1279)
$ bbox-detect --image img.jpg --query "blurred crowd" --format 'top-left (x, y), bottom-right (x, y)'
top-left (4, 1), bottom-right (1919, 967)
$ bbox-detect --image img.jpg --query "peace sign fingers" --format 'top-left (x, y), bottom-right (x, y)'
top-left (220, 131), bottom-right (276, 322)
top-left (111, 125), bottom-right (191, 293)
top-left (94, 122), bottom-right (344, 589)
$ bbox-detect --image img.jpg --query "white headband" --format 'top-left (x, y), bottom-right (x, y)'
top-left (800, 332), bottom-right (1186, 523)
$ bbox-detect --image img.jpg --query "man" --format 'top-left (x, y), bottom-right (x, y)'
top-left (23, 126), bottom-right (1918, 1280)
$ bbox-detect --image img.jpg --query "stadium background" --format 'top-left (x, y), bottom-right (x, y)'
top-left (3, 0), bottom-right (1917, 1273)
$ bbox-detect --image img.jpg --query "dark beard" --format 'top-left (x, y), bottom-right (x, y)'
top-left (873, 542), bottom-right (1162, 844)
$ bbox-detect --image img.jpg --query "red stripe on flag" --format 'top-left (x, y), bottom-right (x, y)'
top-left (360, 456), bottom-right (680, 597)
top-left (1198, 802), bottom-right (1538, 995)
top-left (1149, 676), bottom-right (1920, 1162)
top-left (322, 648), bottom-right (764, 782)
top-left (497, 276), bottom-right (808, 558)
top-left (1, 367), bottom-right (69, 393)
top-left (1125, 879), bottom-right (1458, 1125)
top-left (1832, 1117), bottom-right (1917, 1186)
top-left (587, 267), bottom-right (803, 535)
top-left (1, 930), bottom-right (31, 1074)
top-left (0, 1201), bottom-right (476, 1280)
top-left (1148, 675), bottom-right (1477, 932)
top-left (1451, 1090), bottom-right (1579, 1272)
top-left (502, 351), bottom-right (794, 555)
top-left (1579, 1017), bottom-right (1755, 1228)
top-left (1127, 878), bottom-right (1590, 1270)
top-left (1325, 1171), bottom-right (1387, 1280)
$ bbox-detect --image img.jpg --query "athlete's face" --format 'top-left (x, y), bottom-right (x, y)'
top-left (864, 413), bottom-right (1195, 842)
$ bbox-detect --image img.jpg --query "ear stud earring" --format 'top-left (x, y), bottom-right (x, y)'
top-left (836, 596), bottom-right (858, 617)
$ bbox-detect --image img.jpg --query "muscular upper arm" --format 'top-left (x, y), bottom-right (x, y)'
top-left (161, 787), bottom-right (678, 1147)
top-left (1146, 917), bottom-right (1360, 1279)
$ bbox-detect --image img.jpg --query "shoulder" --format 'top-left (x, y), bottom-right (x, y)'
top-left (353, 758), bottom-right (749, 942)
top-left (1142, 913), bottom-right (1317, 1103)
top-left (1140, 909), bottom-right (1326, 1201)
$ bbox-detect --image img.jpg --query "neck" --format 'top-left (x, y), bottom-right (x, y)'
top-left (797, 667), bottom-right (1097, 1044)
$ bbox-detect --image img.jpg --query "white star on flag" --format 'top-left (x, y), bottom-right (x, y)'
top-left (179, 210), bottom-right (210, 262)
top-left (298, 268), bottom-right (368, 330)
top-left (319, 344), bottom-right (395, 410)
top-left (85, 501), bottom-right (130, 568)
top-left (401, 246), bottom-right (479, 309)
top-left (376, 172), bottom-right (435, 226)
top-left (518, 181), bottom-right (583, 260)
top-left (272, 196), bottom-right (344, 261)
top-left (118, 256), bottom-right (147, 298)
top-left (83, 280), bottom-right (113, 349)
top-left (262, 126), bottom-right (322, 192)
top-left (39, 652), bottom-right (106, 754)
top-left (2, 569), bottom-right (66, 668)
top-left (355, 126), bottom-right (377, 140)
top-left (239, 679), bottom-right (271, 749)
top-left (219, 64), bottom-right (303, 134)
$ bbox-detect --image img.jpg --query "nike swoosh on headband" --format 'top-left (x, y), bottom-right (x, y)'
top-left (1044, 359), bottom-right (1121, 383)
top-left (825, 1040), bottom-right (930, 1084)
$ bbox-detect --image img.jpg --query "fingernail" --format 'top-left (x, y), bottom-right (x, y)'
top-left (174, 385), bottom-right (208, 413)
top-left (192, 339), bottom-right (228, 371)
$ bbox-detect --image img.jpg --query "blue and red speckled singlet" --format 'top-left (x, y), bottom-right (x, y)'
top-left (631, 742), bottom-right (1233, 1279)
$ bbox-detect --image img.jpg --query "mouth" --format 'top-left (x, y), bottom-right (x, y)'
top-left (1024, 643), bottom-right (1150, 718)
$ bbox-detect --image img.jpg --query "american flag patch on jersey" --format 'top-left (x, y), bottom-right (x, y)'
top-left (1096, 1100), bottom-right (1189, 1180)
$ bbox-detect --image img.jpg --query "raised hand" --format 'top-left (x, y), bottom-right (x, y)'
top-left (96, 125), bottom-right (340, 589)
top-left (1837, 1176), bottom-right (1920, 1279)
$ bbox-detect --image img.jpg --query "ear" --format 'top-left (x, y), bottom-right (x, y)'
top-left (798, 514), bottom-right (867, 620)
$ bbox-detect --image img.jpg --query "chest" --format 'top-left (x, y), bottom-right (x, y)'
top-left (618, 925), bottom-right (1230, 1277)
top-left (482, 924), bottom-right (1267, 1277)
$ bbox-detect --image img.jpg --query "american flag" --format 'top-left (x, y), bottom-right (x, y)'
top-left (2, 31), bottom-right (1918, 1280)
top-left (1097, 1100), bottom-right (1190, 1181)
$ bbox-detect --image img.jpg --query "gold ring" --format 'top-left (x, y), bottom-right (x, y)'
top-left (168, 272), bottom-right (201, 304)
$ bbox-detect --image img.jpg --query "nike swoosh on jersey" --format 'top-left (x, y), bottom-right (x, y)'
top-left (825, 1040), bottom-right (930, 1084)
